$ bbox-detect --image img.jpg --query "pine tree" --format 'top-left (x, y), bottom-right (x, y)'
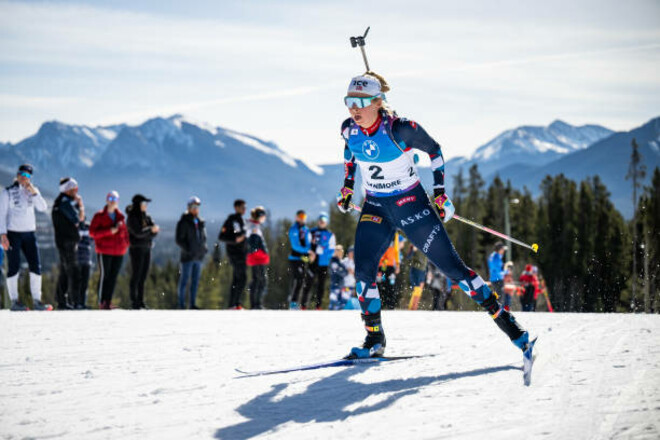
top-left (626, 138), bottom-right (646, 311)
top-left (538, 174), bottom-right (580, 311)
top-left (577, 180), bottom-right (596, 311)
top-left (464, 164), bottom-right (485, 270)
top-left (639, 167), bottom-right (660, 312)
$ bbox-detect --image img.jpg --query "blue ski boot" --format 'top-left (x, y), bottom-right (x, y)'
top-left (344, 312), bottom-right (386, 359)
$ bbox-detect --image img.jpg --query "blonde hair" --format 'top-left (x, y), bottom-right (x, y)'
top-left (364, 70), bottom-right (394, 116)
top-left (364, 71), bottom-right (390, 93)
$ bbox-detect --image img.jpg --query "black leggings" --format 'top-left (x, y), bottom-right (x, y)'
top-left (129, 247), bottom-right (151, 308)
top-left (97, 254), bottom-right (123, 304)
top-left (229, 259), bottom-right (247, 308)
top-left (302, 264), bottom-right (329, 309)
top-left (249, 265), bottom-right (267, 309)
top-left (56, 242), bottom-right (79, 306)
top-left (6, 231), bottom-right (41, 277)
top-left (289, 260), bottom-right (306, 303)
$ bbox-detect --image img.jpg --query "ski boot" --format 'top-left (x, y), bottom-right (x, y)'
top-left (10, 300), bottom-right (29, 311)
top-left (344, 312), bottom-right (386, 359)
top-left (289, 301), bottom-right (300, 310)
top-left (482, 295), bottom-right (529, 350)
top-left (522, 336), bottom-right (538, 386)
top-left (33, 300), bottom-right (53, 311)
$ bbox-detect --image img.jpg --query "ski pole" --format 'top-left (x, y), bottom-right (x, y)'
top-left (452, 214), bottom-right (539, 253)
top-left (350, 27), bottom-right (371, 71)
top-left (541, 280), bottom-right (554, 312)
top-left (350, 202), bottom-right (539, 253)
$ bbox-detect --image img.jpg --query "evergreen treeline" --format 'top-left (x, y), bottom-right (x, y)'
top-left (5, 166), bottom-right (659, 313)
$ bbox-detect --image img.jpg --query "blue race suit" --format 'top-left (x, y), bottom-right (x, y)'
top-left (301, 227), bottom-right (336, 309)
top-left (488, 252), bottom-right (505, 283)
top-left (288, 222), bottom-right (311, 305)
top-left (342, 111), bottom-right (528, 348)
top-left (488, 251), bottom-right (510, 308)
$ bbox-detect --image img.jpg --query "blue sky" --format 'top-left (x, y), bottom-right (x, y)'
top-left (1, 0), bottom-right (658, 165)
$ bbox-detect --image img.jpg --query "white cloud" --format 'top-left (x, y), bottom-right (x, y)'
top-left (0, 0), bottom-right (658, 163)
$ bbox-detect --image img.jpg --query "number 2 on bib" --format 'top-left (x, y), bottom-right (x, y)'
top-left (369, 165), bottom-right (384, 180)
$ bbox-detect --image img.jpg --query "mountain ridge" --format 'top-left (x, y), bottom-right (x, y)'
top-left (1, 115), bottom-right (656, 219)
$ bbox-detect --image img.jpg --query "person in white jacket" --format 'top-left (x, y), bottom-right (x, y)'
top-left (0, 164), bottom-right (51, 311)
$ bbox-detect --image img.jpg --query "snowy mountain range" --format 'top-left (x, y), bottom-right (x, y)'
top-left (443, 120), bottom-right (614, 180)
top-left (1, 115), bottom-right (657, 220)
top-left (0, 115), bottom-right (334, 220)
top-left (504, 116), bottom-right (660, 217)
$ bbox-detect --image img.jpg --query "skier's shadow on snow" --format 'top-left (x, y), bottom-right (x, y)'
top-left (215, 363), bottom-right (519, 439)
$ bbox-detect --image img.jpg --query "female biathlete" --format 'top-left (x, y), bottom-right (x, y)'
top-left (337, 72), bottom-right (532, 360)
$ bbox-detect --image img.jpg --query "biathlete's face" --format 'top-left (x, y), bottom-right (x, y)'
top-left (346, 92), bottom-right (382, 129)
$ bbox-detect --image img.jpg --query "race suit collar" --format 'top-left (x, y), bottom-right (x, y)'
top-left (360, 114), bottom-right (382, 136)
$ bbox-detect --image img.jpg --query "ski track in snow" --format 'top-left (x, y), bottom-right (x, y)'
top-left (0, 311), bottom-right (659, 440)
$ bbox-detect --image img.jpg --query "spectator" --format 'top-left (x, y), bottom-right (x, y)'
top-left (52, 177), bottom-right (84, 309)
top-left (90, 191), bottom-right (129, 310)
top-left (377, 239), bottom-right (400, 310)
top-left (175, 196), bottom-right (207, 309)
top-left (329, 245), bottom-right (348, 310)
top-left (406, 244), bottom-right (427, 310)
top-left (301, 213), bottom-right (336, 310)
top-left (288, 210), bottom-right (312, 310)
top-left (219, 199), bottom-right (248, 309)
top-left (76, 221), bottom-right (93, 309)
top-left (427, 263), bottom-right (451, 311)
top-left (519, 264), bottom-right (539, 312)
top-left (126, 194), bottom-right (159, 310)
top-left (246, 206), bottom-right (269, 309)
top-left (341, 246), bottom-right (357, 308)
top-left (503, 261), bottom-right (517, 302)
top-left (488, 242), bottom-right (509, 311)
top-left (0, 164), bottom-right (51, 311)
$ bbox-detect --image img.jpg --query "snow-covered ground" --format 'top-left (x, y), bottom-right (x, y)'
top-left (1, 310), bottom-right (659, 440)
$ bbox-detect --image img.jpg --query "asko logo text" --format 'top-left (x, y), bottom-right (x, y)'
top-left (400, 209), bottom-right (431, 226)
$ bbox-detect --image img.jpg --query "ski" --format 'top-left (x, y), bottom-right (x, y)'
top-left (235, 355), bottom-right (427, 378)
top-left (523, 337), bottom-right (538, 386)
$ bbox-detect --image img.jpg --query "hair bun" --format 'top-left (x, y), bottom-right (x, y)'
top-left (364, 71), bottom-right (390, 93)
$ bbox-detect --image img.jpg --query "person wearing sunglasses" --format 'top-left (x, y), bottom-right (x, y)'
top-left (337, 72), bottom-right (532, 359)
top-left (0, 164), bottom-right (50, 311)
top-left (90, 191), bottom-right (129, 309)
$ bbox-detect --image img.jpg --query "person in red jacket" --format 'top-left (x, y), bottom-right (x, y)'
top-left (519, 264), bottom-right (539, 312)
top-left (246, 206), bottom-right (270, 309)
top-left (90, 191), bottom-right (129, 309)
